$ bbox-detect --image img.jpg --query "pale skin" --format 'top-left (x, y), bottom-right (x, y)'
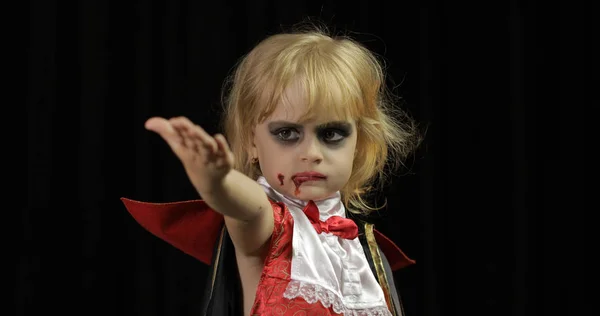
top-left (145, 116), bottom-right (273, 315)
top-left (145, 93), bottom-right (358, 315)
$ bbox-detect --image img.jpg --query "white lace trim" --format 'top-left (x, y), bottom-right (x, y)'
top-left (283, 280), bottom-right (392, 316)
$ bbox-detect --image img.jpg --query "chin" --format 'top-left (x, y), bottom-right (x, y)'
top-left (289, 186), bottom-right (335, 201)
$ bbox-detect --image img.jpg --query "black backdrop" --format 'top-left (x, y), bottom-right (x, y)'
top-left (22, 0), bottom-right (587, 315)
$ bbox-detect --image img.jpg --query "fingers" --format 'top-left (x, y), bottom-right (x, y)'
top-left (146, 116), bottom-right (230, 165)
top-left (170, 117), bottom-right (218, 153)
top-left (145, 117), bottom-right (171, 134)
top-left (144, 117), bottom-right (183, 150)
top-left (214, 134), bottom-right (229, 153)
top-left (214, 134), bottom-right (235, 167)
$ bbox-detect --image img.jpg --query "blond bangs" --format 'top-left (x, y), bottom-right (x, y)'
top-left (252, 37), bottom-right (378, 124)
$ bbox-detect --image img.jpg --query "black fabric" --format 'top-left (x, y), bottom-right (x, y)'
top-left (355, 218), bottom-right (407, 315)
top-left (380, 249), bottom-right (405, 316)
top-left (356, 219), bottom-right (379, 285)
top-left (200, 227), bottom-right (244, 316)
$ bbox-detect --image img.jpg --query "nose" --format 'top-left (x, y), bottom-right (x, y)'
top-left (299, 136), bottom-right (323, 163)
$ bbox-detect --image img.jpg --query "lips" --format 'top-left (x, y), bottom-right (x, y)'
top-left (291, 171), bottom-right (327, 186)
top-left (292, 171), bottom-right (326, 180)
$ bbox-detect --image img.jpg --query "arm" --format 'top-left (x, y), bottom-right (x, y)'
top-left (204, 169), bottom-right (274, 256)
top-left (145, 116), bottom-right (274, 257)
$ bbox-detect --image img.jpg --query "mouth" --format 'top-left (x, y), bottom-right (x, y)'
top-left (291, 172), bottom-right (327, 186)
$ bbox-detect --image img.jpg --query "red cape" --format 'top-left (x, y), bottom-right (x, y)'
top-left (121, 197), bottom-right (415, 271)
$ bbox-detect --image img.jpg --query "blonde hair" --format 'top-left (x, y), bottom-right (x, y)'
top-left (221, 25), bottom-right (421, 214)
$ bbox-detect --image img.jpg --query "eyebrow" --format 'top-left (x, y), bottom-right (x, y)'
top-left (267, 121), bottom-right (303, 130)
top-left (267, 120), bottom-right (353, 130)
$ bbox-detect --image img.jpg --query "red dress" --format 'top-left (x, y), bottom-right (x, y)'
top-left (250, 199), bottom-right (344, 315)
top-left (120, 198), bottom-right (414, 315)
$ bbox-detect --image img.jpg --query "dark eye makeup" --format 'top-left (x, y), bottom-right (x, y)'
top-left (267, 121), bottom-right (353, 144)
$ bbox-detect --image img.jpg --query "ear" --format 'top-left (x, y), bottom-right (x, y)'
top-left (249, 146), bottom-right (258, 161)
top-left (248, 130), bottom-right (258, 160)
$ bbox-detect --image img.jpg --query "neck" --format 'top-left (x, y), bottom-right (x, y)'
top-left (256, 176), bottom-right (345, 219)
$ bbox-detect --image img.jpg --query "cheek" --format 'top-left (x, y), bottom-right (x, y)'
top-left (325, 149), bottom-right (355, 172)
top-left (257, 150), bottom-right (290, 174)
top-left (337, 147), bottom-right (357, 176)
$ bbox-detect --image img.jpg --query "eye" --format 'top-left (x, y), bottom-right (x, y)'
top-left (320, 129), bottom-right (345, 143)
top-left (275, 128), bottom-right (300, 142)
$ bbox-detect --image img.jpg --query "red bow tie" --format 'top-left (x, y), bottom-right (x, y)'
top-left (302, 200), bottom-right (359, 240)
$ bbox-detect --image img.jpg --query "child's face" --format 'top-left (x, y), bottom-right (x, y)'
top-left (251, 84), bottom-right (358, 201)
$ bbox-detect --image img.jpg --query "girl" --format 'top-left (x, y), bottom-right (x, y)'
top-left (122, 26), bottom-right (421, 315)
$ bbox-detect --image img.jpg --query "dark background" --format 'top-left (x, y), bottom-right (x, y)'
top-left (22, 0), bottom-right (588, 315)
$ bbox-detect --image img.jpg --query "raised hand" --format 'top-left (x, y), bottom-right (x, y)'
top-left (144, 116), bottom-right (235, 197)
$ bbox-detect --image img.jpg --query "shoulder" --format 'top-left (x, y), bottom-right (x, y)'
top-left (349, 214), bottom-right (415, 272)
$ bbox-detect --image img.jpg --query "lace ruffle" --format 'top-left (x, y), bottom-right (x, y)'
top-left (283, 280), bottom-right (392, 316)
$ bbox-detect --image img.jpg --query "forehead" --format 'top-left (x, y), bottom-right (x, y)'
top-left (265, 79), bottom-right (354, 124)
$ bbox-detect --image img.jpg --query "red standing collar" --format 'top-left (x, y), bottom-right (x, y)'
top-left (120, 197), bottom-right (415, 271)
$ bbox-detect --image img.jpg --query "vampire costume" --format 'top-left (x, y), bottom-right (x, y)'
top-left (121, 176), bottom-right (414, 315)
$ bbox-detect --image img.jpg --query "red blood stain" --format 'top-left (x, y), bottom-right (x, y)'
top-left (292, 176), bottom-right (302, 196)
top-left (277, 173), bottom-right (284, 185)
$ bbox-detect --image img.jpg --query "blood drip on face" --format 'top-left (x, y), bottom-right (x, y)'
top-left (292, 177), bottom-right (302, 196)
top-left (277, 173), bottom-right (284, 185)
